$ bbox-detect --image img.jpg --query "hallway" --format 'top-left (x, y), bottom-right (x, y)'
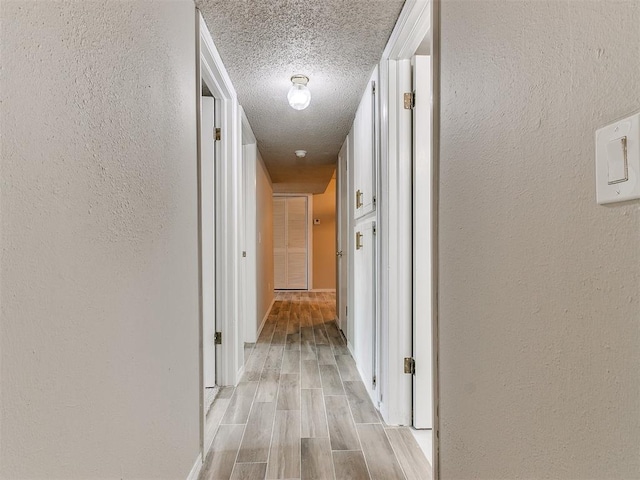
top-left (200, 292), bottom-right (430, 480)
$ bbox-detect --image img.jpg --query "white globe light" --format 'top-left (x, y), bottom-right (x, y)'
top-left (287, 75), bottom-right (311, 110)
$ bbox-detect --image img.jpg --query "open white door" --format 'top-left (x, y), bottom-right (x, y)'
top-left (336, 139), bottom-right (349, 334)
top-left (201, 96), bottom-right (216, 389)
top-left (412, 55), bottom-right (433, 429)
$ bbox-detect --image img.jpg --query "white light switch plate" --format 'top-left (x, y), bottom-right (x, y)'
top-left (596, 111), bottom-right (640, 204)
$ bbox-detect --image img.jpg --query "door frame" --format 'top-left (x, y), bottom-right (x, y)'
top-left (197, 10), bottom-right (244, 459)
top-left (378, 0), bottom-right (440, 476)
top-left (240, 108), bottom-right (258, 345)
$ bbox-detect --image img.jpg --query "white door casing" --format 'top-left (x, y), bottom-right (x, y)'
top-left (412, 54), bottom-right (433, 429)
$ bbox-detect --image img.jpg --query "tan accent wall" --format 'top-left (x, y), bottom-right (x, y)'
top-left (312, 177), bottom-right (337, 289)
top-left (439, 1), bottom-right (640, 477)
top-left (256, 152), bottom-right (274, 328)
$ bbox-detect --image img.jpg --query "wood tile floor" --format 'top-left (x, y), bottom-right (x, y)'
top-left (200, 291), bottom-right (431, 480)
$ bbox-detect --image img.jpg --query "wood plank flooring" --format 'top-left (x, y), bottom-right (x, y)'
top-left (200, 291), bottom-right (431, 480)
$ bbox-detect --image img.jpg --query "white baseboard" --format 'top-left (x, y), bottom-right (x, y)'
top-left (256, 297), bottom-right (276, 339)
top-left (186, 453), bottom-right (202, 480)
top-left (310, 288), bottom-right (336, 292)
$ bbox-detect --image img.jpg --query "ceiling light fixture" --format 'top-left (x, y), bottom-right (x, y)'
top-left (287, 75), bottom-right (311, 110)
top-left (295, 150), bottom-right (307, 158)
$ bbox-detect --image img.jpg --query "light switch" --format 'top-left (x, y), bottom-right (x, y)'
top-left (606, 136), bottom-right (628, 184)
top-left (596, 111), bottom-right (640, 204)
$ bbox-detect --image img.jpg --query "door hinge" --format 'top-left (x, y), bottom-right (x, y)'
top-left (345, 306), bottom-right (348, 316)
top-left (214, 332), bottom-right (222, 345)
top-left (372, 224), bottom-right (377, 236)
top-left (371, 80), bottom-right (376, 95)
top-left (215, 127), bottom-right (221, 141)
top-left (373, 195), bottom-right (376, 207)
top-left (404, 357), bottom-right (415, 375)
top-left (372, 375), bottom-right (377, 388)
top-left (242, 251), bottom-right (247, 258)
top-left (404, 92), bottom-right (415, 110)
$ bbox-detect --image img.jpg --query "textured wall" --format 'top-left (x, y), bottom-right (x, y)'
top-left (256, 152), bottom-right (275, 329)
top-left (439, 1), bottom-right (640, 478)
top-left (0, 1), bottom-right (199, 478)
top-left (313, 178), bottom-right (337, 289)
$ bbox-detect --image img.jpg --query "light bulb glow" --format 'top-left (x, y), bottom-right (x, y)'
top-left (287, 75), bottom-right (311, 110)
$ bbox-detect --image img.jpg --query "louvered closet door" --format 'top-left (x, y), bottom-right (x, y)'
top-left (273, 196), bottom-right (308, 290)
top-left (285, 197), bottom-right (308, 289)
top-left (273, 197), bottom-right (287, 289)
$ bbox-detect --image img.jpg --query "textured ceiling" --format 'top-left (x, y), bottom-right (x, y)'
top-left (196, 0), bottom-right (405, 193)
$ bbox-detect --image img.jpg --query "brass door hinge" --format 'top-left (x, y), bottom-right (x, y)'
top-left (404, 357), bottom-right (415, 375)
top-left (214, 332), bottom-right (222, 345)
top-left (404, 92), bottom-right (415, 110)
top-left (215, 127), bottom-right (221, 141)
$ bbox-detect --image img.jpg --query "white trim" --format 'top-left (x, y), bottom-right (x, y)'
top-left (412, 55), bottom-right (433, 429)
top-left (257, 297), bottom-right (276, 338)
top-left (310, 289), bottom-right (336, 293)
top-left (186, 454), bottom-right (202, 480)
top-left (241, 107), bottom-right (258, 344)
top-left (383, 0), bottom-right (431, 60)
top-left (378, 0), bottom-right (432, 427)
top-left (199, 11), bottom-right (242, 389)
top-left (241, 106), bottom-right (257, 144)
top-left (377, 0), bottom-right (439, 476)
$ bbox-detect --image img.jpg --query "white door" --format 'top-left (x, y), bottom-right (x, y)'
top-left (201, 96), bottom-right (216, 389)
top-left (337, 139), bottom-right (349, 334)
top-left (273, 197), bottom-right (287, 288)
top-left (273, 196), bottom-right (308, 290)
top-left (353, 68), bottom-right (378, 220)
top-left (353, 220), bottom-right (376, 399)
top-left (412, 55), bottom-right (433, 429)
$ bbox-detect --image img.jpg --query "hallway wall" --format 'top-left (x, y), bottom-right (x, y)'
top-left (256, 151), bottom-right (275, 329)
top-left (0, 1), bottom-right (200, 478)
top-left (439, 1), bottom-right (640, 478)
top-left (312, 177), bottom-right (337, 289)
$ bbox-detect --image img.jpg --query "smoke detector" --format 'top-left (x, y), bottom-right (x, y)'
top-left (295, 150), bottom-right (307, 158)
